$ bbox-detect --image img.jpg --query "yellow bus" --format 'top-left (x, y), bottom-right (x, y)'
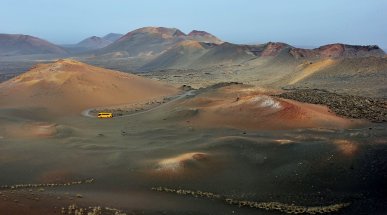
top-left (98, 112), bottom-right (113, 118)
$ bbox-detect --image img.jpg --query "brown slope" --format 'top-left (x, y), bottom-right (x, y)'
top-left (0, 34), bottom-right (68, 56)
top-left (285, 57), bottom-right (387, 98)
top-left (0, 59), bottom-right (178, 116)
top-left (192, 42), bottom-right (257, 66)
top-left (139, 40), bottom-right (213, 71)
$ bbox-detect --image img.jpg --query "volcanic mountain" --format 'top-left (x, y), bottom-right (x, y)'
top-left (100, 27), bottom-right (187, 57)
top-left (0, 59), bottom-right (178, 116)
top-left (98, 27), bottom-right (224, 57)
top-left (76, 36), bottom-right (112, 49)
top-left (0, 34), bottom-right (68, 56)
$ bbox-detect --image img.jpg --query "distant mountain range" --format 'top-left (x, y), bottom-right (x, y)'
top-left (0, 27), bottom-right (384, 61)
top-left (76, 27), bottom-right (384, 72)
top-left (0, 27), bottom-right (386, 97)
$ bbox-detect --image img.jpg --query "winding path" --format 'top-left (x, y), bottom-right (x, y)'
top-left (81, 90), bottom-right (196, 119)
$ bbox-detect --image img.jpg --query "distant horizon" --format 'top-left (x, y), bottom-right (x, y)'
top-left (1, 0), bottom-right (386, 48)
top-left (2, 27), bottom-right (387, 50)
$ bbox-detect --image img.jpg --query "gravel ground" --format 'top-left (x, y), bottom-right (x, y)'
top-left (276, 89), bottom-right (387, 122)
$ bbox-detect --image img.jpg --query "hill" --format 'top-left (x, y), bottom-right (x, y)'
top-left (281, 57), bottom-right (387, 98)
top-left (99, 27), bottom-right (186, 57)
top-left (0, 34), bottom-right (68, 56)
top-left (0, 59), bottom-right (178, 116)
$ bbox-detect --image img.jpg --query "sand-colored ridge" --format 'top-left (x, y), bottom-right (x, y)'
top-left (0, 59), bottom-right (179, 116)
top-left (156, 152), bottom-right (209, 172)
top-left (176, 40), bottom-right (205, 49)
top-left (289, 59), bottom-right (337, 85)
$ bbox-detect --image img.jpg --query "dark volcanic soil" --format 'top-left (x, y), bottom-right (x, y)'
top-left (1, 85), bottom-right (387, 214)
top-left (277, 89), bottom-right (387, 122)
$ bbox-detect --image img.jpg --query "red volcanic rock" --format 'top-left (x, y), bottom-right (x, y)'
top-left (261, 42), bottom-right (289, 57)
top-left (318, 44), bottom-right (345, 58)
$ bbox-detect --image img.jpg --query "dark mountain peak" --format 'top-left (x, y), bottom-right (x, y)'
top-left (266, 41), bottom-right (290, 46)
top-left (89, 36), bottom-right (99, 40)
top-left (0, 33), bottom-right (68, 56)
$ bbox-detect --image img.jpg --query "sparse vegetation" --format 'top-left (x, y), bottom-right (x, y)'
top-left (151, 187), bottom-right (351, 214)
top-left (61, 204), bottom-right (127, 215)
top-left (0, 178), bottom-right (94, 190)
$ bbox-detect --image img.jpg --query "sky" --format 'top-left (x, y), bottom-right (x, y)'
top-left (0, 0), bottom-right (386, 48)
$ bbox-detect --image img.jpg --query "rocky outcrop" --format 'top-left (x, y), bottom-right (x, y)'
top-left (261, 42), bottom-right (290, 57)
